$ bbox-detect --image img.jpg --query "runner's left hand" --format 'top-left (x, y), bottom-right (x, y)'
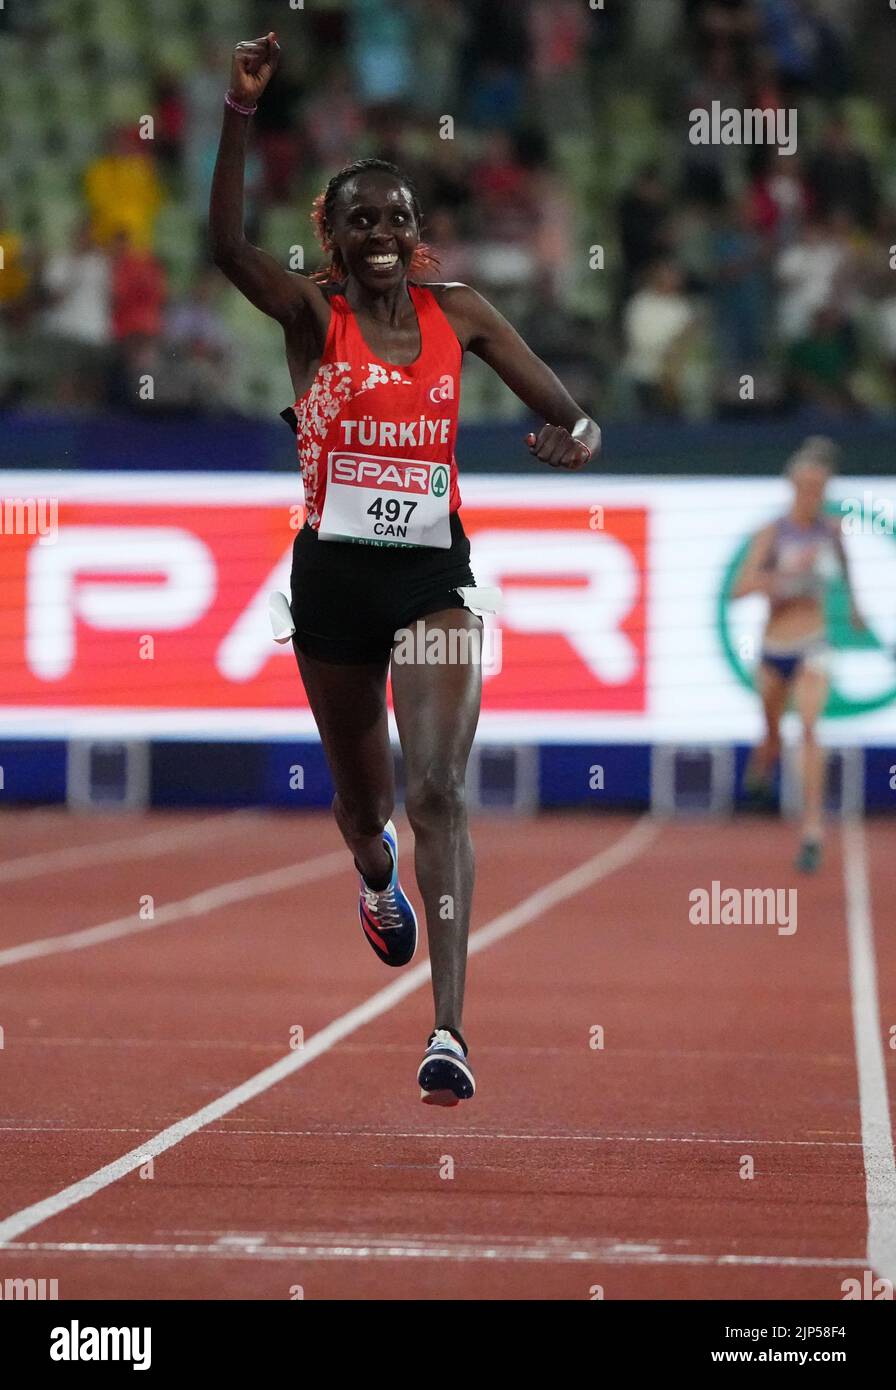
top-left (525, 426), bottom-right (592, 470)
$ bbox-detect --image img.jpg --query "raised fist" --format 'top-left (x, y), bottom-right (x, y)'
top-left (229, 31), bottom-right (280, 106)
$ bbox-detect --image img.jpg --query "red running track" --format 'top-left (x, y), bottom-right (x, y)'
top-left (0, 808), bottom-right (892, 1300)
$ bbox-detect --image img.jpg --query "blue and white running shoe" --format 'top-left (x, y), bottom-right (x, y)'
top-left (357, 819), bottom-right (418, 967)
top-left (417, 1028), bottom-right (475, 1106)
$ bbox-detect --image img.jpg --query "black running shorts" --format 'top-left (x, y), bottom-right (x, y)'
top-left (290, 510), bottom-right (478, 664)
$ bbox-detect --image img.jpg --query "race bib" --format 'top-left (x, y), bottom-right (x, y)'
top-left (318, 451), bottom-right (452, 548)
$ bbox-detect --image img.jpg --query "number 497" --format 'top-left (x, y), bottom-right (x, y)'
top-left (367, 497), bottom-right (417, 523)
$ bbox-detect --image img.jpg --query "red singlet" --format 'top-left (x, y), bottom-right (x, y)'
top-left (294, 284), bottom-right (462, 542)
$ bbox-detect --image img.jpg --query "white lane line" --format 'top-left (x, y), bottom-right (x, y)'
top-left (0, 1038), bottom-right (854, 1063)
top-left (0, 1237), bottom-right (863, 1270)
top-left (0, 1125), bottom-right (861, 1147)
top-left (0, 812), bottom-right (254, 884)
top-left (0, 849), bottom-right (348, 969)
top-left (0, 816), bottom-right (657, 1245)
top-left (842, 818), bottom-right (896, 1287)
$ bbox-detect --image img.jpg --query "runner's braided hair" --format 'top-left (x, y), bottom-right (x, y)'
top-left (310, 158), bottom-right (439, 283)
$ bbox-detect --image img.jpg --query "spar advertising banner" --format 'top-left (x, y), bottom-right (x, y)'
top-left (0, 472), bottom-right (894, 744)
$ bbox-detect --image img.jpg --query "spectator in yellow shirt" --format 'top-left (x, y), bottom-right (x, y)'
top-left (84, 127), bottom-right (164, 251)
top-left (0, 202), bottom-right (30, 306)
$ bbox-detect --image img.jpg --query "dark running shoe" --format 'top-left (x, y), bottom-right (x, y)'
top-left (743, 767), bottom-right (778, 812)
top-left (357, 819), bottom-right (418, 967)
top-left (417, 1028), bottom-right (475, 1106)
top-left (795, 838), bottom-right (823, 873)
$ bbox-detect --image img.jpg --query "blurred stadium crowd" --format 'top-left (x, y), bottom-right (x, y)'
top-left (1, 0), bottom-right (895, 423)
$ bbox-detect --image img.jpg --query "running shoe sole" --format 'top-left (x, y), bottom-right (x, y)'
top-left (418, 1053), bottom-right (476, 1106)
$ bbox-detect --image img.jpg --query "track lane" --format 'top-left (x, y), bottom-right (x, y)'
top-left (0, 810), bottom-right (244, 871)
top-left (0, 813), bottom-right (884, 1299)
top-left (0, 813), bottom-right (341, 953)
top-left (0, 816), bottom-right (652, 1294)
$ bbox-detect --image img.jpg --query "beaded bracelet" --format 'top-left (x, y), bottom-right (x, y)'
top-left (225, 91), bottom-right (258, 116)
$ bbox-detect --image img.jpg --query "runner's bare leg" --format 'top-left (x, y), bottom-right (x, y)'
top-left (294, 645), bottom-right (394, 886)
top-left (391, 609), bottom-right (483, 1034)
top-left (793, 665), bottom-right (828, 842)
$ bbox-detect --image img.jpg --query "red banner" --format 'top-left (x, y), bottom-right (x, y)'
top-left (0, 497), bottom-right (647, 714)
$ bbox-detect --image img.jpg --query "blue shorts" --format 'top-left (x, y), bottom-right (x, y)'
top-left (760, 640), bottom-right (829, 683)
top-left (761, 651), bottom-right (803, 681)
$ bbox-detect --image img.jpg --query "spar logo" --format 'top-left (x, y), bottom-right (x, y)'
top-left (0, 496), bottom-right (647, 714)
top-left (718, 503), bottom-right (896, 717)
top-left (431, 466), bottom-right (448, 498)
top-left (330, 452), bottom-right (433, 495)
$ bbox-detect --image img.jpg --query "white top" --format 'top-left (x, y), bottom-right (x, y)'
top-left (775, 241), bottom-right (846, 341)
top-left (623, 291), bottom-right (695, 382)
top-left (41, 251), bottom-right (111, 346)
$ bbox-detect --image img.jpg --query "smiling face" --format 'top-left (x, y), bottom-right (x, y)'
top-left (327, 171), bottom-right (419, 290)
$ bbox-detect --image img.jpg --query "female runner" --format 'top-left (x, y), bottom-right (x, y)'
top-left (732, 436), bottom-right (864, 872)
top-left (210, 34), bottom-right (601, 1102)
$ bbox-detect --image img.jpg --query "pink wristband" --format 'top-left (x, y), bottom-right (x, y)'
top-left (225, 91), bottom-right (257, 116)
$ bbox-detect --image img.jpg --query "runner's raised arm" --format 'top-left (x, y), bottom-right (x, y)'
top-left (209, 32), bottom-right (322, 327)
